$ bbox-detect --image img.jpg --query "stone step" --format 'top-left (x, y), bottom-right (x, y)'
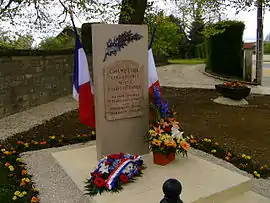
top-left (52, 145), bottom-right (251, 203)
top-left (224, 191), bottom-right (270, 203)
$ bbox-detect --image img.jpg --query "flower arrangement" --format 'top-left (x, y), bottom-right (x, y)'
top-left (147, 86), bottom-right (190, 165)
top-left (223, 81), bottom-right (247, 88)
top-left (85, 153), bottom-right (146, 196)
top-left (148, 117), bottom-right (190, 156)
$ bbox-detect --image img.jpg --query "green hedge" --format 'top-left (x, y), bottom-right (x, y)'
top-left (206, 21), bottom-right (245, 78)
top-left (195, 42), bottom-right (207, 59)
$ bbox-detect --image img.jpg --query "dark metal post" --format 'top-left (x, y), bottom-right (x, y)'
top-left (160, 178), bottom-right (183, 203)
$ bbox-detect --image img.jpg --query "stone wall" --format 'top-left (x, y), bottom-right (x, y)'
top-left (0, 49), bottom-right (92, 118)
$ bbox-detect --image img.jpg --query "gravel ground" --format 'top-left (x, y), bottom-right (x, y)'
top-left (0, 95), bottom-right (77, 140)
top-left (21, 142), bottom-right (270, 203)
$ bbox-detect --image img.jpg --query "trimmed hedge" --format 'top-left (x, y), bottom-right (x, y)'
top-left (206, 21), bottom-right (245, 78)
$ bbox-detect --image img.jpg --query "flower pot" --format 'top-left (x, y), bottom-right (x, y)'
top-left (215, 84), bottom-right (251, 100)
top-left (153, 152), bottom-right (175, 166)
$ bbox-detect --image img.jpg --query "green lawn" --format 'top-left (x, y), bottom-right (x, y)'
top-left (168, 58), bottom-right (205, 65)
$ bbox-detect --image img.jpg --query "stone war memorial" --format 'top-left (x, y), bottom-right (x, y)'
top-left (91, 24), bottom-right (149, 160)
top-left (52, 24), bottom-right (256, 203)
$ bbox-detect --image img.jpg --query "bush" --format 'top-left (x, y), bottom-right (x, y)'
top-left (264, 42), bottom-right (270, 54)
top-left (205, 21), bottom-right (245, 78)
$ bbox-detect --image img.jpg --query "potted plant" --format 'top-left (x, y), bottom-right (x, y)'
top-left (147, 117), bottom-right (190, 165)
top-left (215, 81), bottom-right (251, 100)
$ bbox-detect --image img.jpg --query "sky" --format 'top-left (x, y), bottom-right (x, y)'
top-left (1, 0), bottom-right (269, 44)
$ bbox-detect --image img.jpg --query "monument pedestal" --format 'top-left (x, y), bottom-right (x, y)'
top-left (52, 144), bottom-right (252, 203)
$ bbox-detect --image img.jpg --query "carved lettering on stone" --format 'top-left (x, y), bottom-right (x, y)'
top-left (104, 60), bottom-right (144, 121)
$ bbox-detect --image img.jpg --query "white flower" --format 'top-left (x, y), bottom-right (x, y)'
top-left (171, 127), bottom-right (184, 139)
top-left (122, 163), bottom-right (134, 173)
top-left (98, 162), bottom-right (109, 173)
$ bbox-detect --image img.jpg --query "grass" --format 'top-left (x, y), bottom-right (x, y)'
top-left (168, 58), bottom-right (205, 65)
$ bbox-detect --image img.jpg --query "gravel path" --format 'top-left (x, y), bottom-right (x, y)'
top-left (0, 96), bottom-right (77, 140)
top-left (21, 141), bottom-right (270, 203)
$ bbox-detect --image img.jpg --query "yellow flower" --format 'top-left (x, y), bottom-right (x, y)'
top-left (9, 166), bottom-right (14, 171)
top-left (246, 156), bottom-right (251, 160)
top-left (14, 191), bottom-right (20, 196)
top-left (22, 191), bottom-right (27, 195)
top-left (49, 136), bottom-right (56, 139)
top-left (241, 154), bottom-right (246, 158)
top-left (16, 158), bottom-right (24, 163)
top-left (253, 171), bottom-right (260, 178)
top-left (211, 149), bottom-right (217, 153)
top-left (91, 131), bottom-right (96, 135)
top-left (24, 143), bottom-right (29, 148)
top-left (1, 148), bottom-right (6, 152)
top-left (152, 139), bottom-right (161, 146)
top-left (12, 196), bottom-right (17, 200)
top-left (25, 178), bottom-right (30, 183)
top-left (18, 193), bottom-right (24, 198)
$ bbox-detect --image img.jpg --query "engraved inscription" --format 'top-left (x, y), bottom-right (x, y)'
top-left (104, 60), bottom-right (144, 121)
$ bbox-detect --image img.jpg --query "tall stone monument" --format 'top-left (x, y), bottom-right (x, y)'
top-left (91, 24), bottom-right (149, 160)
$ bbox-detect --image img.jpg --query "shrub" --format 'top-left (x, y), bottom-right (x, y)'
top-left (205, 21), bottom-right (245, 78)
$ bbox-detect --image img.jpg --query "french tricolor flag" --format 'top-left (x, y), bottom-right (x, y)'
top-left (148, 25), bottom-right (162, 97)
top-left (71, 17), bottom-right (95, 128)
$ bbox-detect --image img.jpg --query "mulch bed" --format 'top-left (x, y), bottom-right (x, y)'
top-left (3, 87), bottom-right (270, 170)
top-left (162, 87), bottom-right (270, 166)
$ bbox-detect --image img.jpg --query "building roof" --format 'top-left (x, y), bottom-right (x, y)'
top-left (243, 42), bottom-right (256, 49)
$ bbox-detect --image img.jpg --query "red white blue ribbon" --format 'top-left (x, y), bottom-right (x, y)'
top-left (105, 155), bottom-right (142, 190)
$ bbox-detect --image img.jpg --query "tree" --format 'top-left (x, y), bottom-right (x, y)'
top-left (0, 32), bottom-right (33, 49)
top-left (144, 12), bottom-right (183, 57)
top-left (38, 33), bottom-right (75, 50)
top-left (118, 0), bottom-right (148, 24)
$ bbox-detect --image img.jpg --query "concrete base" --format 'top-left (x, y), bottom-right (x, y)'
top-left (52, 145), bottom-right (252, 203)
top-left (213, 96), bottom-right (248, 106)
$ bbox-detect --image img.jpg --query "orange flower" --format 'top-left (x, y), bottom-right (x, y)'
top-left (225, 156), bottom-right (230, 161)
top-left (189, 139), bottom-right (197, 144)
top-left (40, 141), bottom-right (47, 145)
top-left (165, 141), bottom-right (177, 147)
top-left (159, 119), bottom-right (170, 128)
top-left (152, 126), bottom-right (164, 136)
top-left (4, 151), bottom-right (12, 155)
top-left (31, 196), bottom-right (39, 203)
top-left (5, 162), bottom-right (10, 167)
top-left (180, 141), bottom-right (190, 151)
top-left (81, 134), bottom-right (88, 137)
top-left (152, 139), bottom-right (161, 146)
top-left (21, 170), bottom-right (27, 175)
top-left (20, 181), bottom-right (26, 186)
top-left (17, 141), bottom-right (24, 145)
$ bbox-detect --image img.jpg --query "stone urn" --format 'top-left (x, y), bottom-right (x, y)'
top-left (215, 82), bottom-right (251, 100)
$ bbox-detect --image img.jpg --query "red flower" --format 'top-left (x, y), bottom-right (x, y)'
top-left (93, 177), bottom-right (105, 188)
top-left (138, 167), bottom-right (142, 171)
top-left (119, 174), bottom-right (129, 184)
top-left (91, 172), bottom-right (102, 177)
top-left (164, 125), bottom-right (171, 132)
top-left (108, 154), bottom-right (121, 159)
top-left (105, 161), bottom-right (110, 166)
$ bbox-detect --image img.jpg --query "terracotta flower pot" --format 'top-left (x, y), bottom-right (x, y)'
top-left (153, 152), bottom-right (175, 166)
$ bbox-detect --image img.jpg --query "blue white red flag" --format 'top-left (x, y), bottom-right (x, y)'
top-left (71, 16), bottom-right (95, 128)
top-left (148, 25), bottom-right (162, 97)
